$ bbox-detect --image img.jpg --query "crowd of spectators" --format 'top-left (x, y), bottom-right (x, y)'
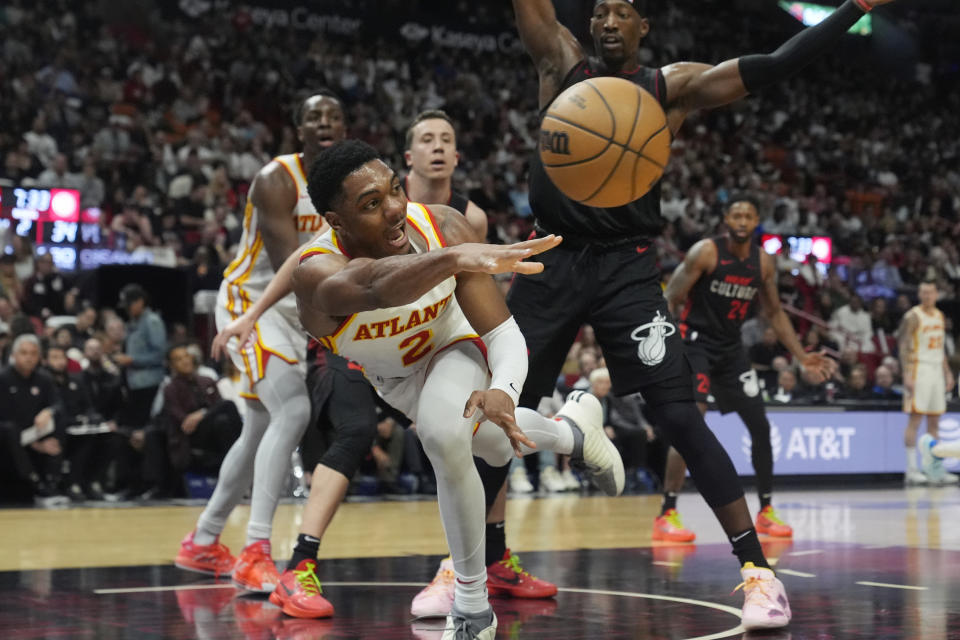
top-left (0, 1), bottom-right (958, 503)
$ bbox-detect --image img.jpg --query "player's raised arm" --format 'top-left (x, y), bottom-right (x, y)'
top-left (664, 0), bottom-right (893, 120)
top-left (512, 0), bottom-right (585, 105)
top-left (664, 239), bottom-right (716, 316)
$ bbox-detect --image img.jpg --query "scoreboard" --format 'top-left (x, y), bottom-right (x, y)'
top-left (0, 186), bottom-right (104, 271)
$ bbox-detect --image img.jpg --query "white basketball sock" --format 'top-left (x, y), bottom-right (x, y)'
top-left (906, 447), bottom-right (918, 472)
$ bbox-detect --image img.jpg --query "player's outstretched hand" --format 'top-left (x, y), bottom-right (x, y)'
top-left (211, 313), bottom-right (257, 360)
top-left (453, 235), bottom-right (562, 275)
top-left (464, 389), bottom-right (537, 458)
top-left (800, 350), bottom-right (837, 384)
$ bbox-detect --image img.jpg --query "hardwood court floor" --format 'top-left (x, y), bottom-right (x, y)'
top-left (3, 487), bottom-right (960, 639)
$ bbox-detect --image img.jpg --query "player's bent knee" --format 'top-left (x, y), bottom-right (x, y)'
top-left (320, 420), bottom-right (377, 478)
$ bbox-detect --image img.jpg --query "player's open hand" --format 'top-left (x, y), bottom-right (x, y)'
top-left (799, 350), bottom-right (837, 384)
top-left (211, 313), bottom-right (257, 359)
top-left (464, 389), bottom-right (536, 458)
top-left (453, 235), bottom-right (562, 275)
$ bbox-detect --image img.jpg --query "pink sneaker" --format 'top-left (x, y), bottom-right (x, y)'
top-left (736, 563), bottom-right (791, 630)
top-left (410, 557), bottom-right (455, 618)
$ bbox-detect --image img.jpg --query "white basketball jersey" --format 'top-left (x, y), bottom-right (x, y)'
top-left (299, 202), bottom-right (478, 388)
top-left (222, 153), bottom-right (325, 325)
top-left (909, 306), bottom-right (945, 366)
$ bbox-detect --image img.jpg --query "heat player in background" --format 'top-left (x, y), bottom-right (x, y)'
top-left (652, 197), bottom-right (835, 543)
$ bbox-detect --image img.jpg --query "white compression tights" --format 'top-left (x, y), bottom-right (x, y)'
top-left (195, 357), bottom-right (310, 546)
top-left (416, 343), bottom-right (573, 612)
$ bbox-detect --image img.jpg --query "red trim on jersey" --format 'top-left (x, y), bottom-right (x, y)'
top-left (408, 216), bottom-right (431, 248)
top-left (295, 153), bottom-right (306, 179)
top-left (332, 230), bottom-right (352, 258)
top-left (422, 204), bottom-right (447, 247)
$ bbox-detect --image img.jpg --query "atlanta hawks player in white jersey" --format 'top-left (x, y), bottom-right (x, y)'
top-left (290, 140), bottom-right (622, 639)
top-left (899, 280), bottom-right (957, 484)
top-left (174, 93), bottom-right (347, 591)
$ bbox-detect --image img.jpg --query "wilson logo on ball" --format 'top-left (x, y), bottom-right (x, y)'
top-left (540, 130), bottom-right (571, 155)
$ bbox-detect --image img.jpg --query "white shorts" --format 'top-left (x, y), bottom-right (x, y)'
top-left (904, 362), bottom-right (947, 415)
top-left (215, 286), bottom-right (307, 400)
top-left (376, 337), bottom-right (487, 422)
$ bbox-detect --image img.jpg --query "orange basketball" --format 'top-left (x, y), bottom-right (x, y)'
top-left (539, 76), bottom-right (671, 208)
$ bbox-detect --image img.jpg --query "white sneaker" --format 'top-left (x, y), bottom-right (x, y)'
top-left (560, 468), bottom-right (581, 491)
top-left (557, 391), bottom-right (625, 496)
top-left (540, 466), bottom-right (567, 493)
top-left (737, 563), bottom-right (791, 630)
top-left (509, 467), bottom-right (534, 494)
top-left (904, 470), bottom-right (928, 485)
top-left (933, 471), bottom-right (960, 485)
top-left (918, 434), bottom-right (943, 481)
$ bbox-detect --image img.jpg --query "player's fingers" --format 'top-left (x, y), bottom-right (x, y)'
top-left (511, 430), bottom-right (537, 457)
top-left (513, 234), bottom-right (562, 255)
top-left (463, 392), bottom-right (483, 419)
top-left (511, 260), bottom-right (545, 275)
top-left (210, 334), bottom-right (224, 359)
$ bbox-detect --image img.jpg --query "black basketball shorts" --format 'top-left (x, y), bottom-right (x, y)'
top-left (507, 239), bottom-right (694, 409)
top-left (684, 338), bottom-right (764, 414)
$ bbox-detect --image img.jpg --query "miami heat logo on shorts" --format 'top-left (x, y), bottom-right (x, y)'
top-left (630, 311), bottom-right (676, 366)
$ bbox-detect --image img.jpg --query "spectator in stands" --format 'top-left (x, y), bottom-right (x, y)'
top-left (44, 344), bottom-right (112, 501)
top-left (114, 284), bottom-right (167, 429)
top-left (872, 365), bottom-right (901, 400)
top-left (837, 364), bottom-right (872, 401)
top-left (830, 295), bottom-right (875, 353)
top-left (869, 297), bottom-right (895, 334)
top-left (36, 153), bottom-right (80, 189)
top-left (110, 203), bottom-right (156, 249)
top-left (0, 293), bottom-right (16, 325)
top-left (0, 256), bottom-right (24, 311)
top-left (71, 302), bottom-right (98, 349)
top-left (78, 157), bottom-right (106, 209)
top-left (769, 368), bottom-right (803, 404)
top-left (0, 334), bottom-right (65, 505)
top-left (82, 337), bottom-right (124, 422)
top-left (20, 252), bottom-right (67, 319)
top-left (23, 114), bottom-right (57, 168)
top-left (161, 343), bottom-right (241, 481)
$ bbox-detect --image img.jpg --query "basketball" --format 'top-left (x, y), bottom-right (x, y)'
top-left (539, 76), bottom-right (671, 208)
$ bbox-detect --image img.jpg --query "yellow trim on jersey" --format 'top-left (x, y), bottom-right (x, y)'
top-left (300, 246), bottom-right (334, 263)
top-left (410, 202), bottom-right (444, 248)
top-left (239, 391), bottom-right (260, 400)
top-left (274, 156), bottom-right (302, 198)
top-left (223, 200), bottom-right (257, 280)
top-left (324, 314), bottom-right (358, 354)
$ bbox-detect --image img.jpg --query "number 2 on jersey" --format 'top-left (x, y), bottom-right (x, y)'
top-left (928, 335), bottom-right (943, 351)
top-left (400, 329), bottom-right (434, 366)
top-left (727, 300), bottom-right (750, 321)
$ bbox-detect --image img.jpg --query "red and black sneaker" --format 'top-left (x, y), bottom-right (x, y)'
top-left (269, 559), bottom-right (335, 619)
top-left (486, 549), bottom-right (557, 599)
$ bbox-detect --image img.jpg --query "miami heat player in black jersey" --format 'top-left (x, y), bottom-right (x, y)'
top-left (507, 0), bottom-right (874, 625)
top-left (655, 197), bottom-right (835, 543)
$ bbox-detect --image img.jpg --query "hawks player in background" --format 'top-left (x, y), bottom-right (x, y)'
top-left (652, 197), bottom-right (836, 543)
top-left (901, 280), bottom-right (957, 484)
top-left (508, 0), bottom-right (893, 628)
top-left (175, 92), bottom-right (346, 592)
top-left (290, 140), bottom-right (622, 637)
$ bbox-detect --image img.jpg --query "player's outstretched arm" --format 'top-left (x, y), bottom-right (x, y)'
top-left (512, 0), bottom-right (585, 107)
top-left (294, 206), bottom-right (560, 317)
top-left (664, 0), bottom-right (892, 118)
top-left (758, 252), bottom-right (836, 383)
top-left (664, 239), bottom-right (716, 317)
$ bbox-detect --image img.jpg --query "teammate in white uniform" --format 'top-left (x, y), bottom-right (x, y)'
top-left (174, 93), bottom-right (347, 591)
top-left (288, 140), bottom-right (623, 639)
top-left (900, 280), bottom-right (956, 484)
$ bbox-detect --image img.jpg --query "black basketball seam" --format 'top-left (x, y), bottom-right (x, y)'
top-left (582, 143), bottom-right (629, 204)
top-left (626, 87), bottom-right (644, 201)
top-left (540, 115), bottom-right (614, 167)
top-left (637, 123), bottom-right (670, 170)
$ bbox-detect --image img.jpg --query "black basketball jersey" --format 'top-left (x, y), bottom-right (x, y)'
top-left (528, 57), bottom-right (669, 243)
top-left (402, 175), bottom-right (469, 215)
top-left (680, 237), bottom-right (762, 348)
